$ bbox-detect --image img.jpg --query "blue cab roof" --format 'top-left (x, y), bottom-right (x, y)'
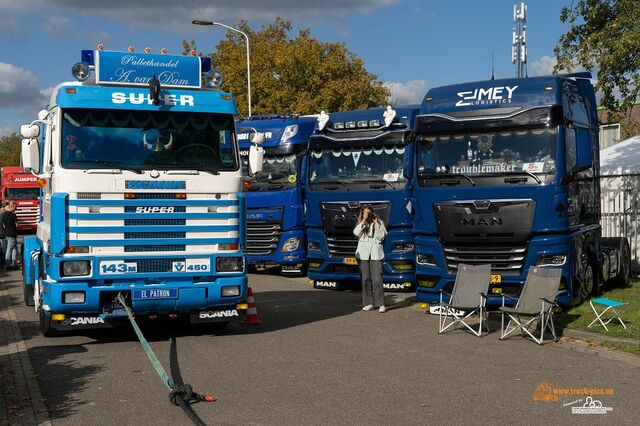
top-left (323, 106), bottom-right (420, 129)
top-left (420, 72), bottom-right (592, 115)
top-left (237, 116), bottom-right (318, 149)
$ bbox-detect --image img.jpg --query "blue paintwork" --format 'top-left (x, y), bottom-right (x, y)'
top-left (20, 50), bottom-right (248, 322)
top-left (237, 116), bottom-right (316, 271)
top-left (413, 73), bottom-right (600, 307)
top-left (95, 51), bottom-right (202, 88)
top-left (305, 106), bottom-right (419, 288)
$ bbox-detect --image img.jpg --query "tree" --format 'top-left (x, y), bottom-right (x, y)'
top-left (185, 18), bottom-right (389, 117)
top-left (555, 0), bottom-right (640, 134)
top-left (0, 133), bottom-right (21, 167)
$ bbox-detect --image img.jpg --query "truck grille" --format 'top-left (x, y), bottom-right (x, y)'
top-left (16, 206), bottom-right (39, 225)
top-left (443, 244), bottom-right (527, 275)
top-left (133, 258), bottom-right (186, 273)
top-left (246, 223), bottom-right (282, 255)
top-left (326, 234), bottom-right (358, 257)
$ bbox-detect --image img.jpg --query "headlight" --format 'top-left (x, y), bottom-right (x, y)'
top-left (281, 124), bottom-right (298, 142)
top-left (537, 254), bottom-right (567, 266)
top-left (393, 243), bottom-right (414, 252)
top-left (308, 241), bottom-right (320, 251)
top-left (281, 237), bottom-right (301, 252)
top-left (216, 257), bottom-right (243, 272)
top-left (63, 291), bottom-right (86, 303)
top-left (61, 260), bottom-right (91, 277)
top-left (221, 286), bottom-right (240, 297)
top-left (417, 254), bottom-right (436, 266)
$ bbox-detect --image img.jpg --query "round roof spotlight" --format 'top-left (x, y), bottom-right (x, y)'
top-left (71, 62), bottom-right (91, 81)
top-left (97, 43), bottom-right (105, 51)
top-left (128, 45), bottom-right (135, 53)
top-left (144, 47), bottom-right (151, 54)
top-left (205, 69), bottom-right (224, 88)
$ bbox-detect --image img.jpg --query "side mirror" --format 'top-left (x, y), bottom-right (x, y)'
top-left (20, 124), bottom-right (40, 138)
top-left (248, 144), bottom-right (264, 177)
top-left (22, 138), bottom-right (41, 173)
top-left (574, 129), bottom-right (592, 173)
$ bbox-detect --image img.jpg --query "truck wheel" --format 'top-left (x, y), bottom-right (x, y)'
top-left (39, 309), bottom-right (57, 337)
top-left (612, 239), bottom-right (631, 287)
top-left (579, 258), bottom-right (595, 302)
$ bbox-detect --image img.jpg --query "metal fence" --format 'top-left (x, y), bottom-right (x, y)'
top-left (600, 174), bottom-right (640, 274)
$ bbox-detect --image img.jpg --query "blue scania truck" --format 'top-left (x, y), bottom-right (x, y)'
top-left (237, 115), bottom-right (317, 276)
top-left (411, 73), bottom-right (630, 307)
top-left (19, 47), bottom-right (263, 335)
top-left (305, 106), bottom-right (419, 291)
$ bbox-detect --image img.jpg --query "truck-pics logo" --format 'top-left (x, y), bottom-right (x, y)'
top-left (135, 206), bottom-right (175, 213)
top-left (462, 217), bottom-right (504, 226)
top-left (125, 180), bottom-right (186, 190)
top-left (455, 85), bottom-right (518, 107)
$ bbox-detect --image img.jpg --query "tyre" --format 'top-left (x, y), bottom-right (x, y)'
top-left (612, 239), bottom-right (631, 287)
top-left (579, 257), bottom-right (595, 302)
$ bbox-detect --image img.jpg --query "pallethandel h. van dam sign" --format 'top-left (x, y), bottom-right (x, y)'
top-left (95, 50), bottom-right (202, 89)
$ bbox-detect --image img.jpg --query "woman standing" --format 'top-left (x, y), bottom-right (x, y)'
top-left (354, 205), bottom-right (387, 313)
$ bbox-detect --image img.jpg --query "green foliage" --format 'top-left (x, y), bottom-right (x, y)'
top-left (186, 18), bottom-right (389, 117)
top-left (555, 0), bottom-right (640, 133)
top-left (0, 133), bottom-right (21, 167)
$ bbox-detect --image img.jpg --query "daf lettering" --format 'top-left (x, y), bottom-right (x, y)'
top-left (455, 85), bottom-right (518, 107)
top-left (462, 217), bottom-right (504, 226)
top-left (135, 206), bottom-right (175, 213)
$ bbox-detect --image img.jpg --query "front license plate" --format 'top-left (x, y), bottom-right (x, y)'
top-left (344, 257), bottom-right (357, 265)
top-left (490, 274), bottom-right (502, 284)
top-left (132, 289), bottom-right (178, 300)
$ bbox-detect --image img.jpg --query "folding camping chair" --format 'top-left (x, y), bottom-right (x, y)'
top-left (499, 266), bottom-right (562, 345)
top-left (588, 297), bottom-right (628, 331)
top-left (438, 263), bottom-right (491, 337)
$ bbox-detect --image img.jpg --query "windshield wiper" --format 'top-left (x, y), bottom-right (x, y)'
top-left (163, 164), bottom-right (220, 175)
top-left (351, 179), bottom-right (396, 190)
top-left (72, 160), bottom-right (144, 174)
top-left (420, 172), bottom-right (476, 186)
top-left (312, 181), bottom-right (350, 191)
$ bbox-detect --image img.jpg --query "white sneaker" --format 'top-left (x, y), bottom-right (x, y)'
top-left (378, 306), bottom-right (387, 313)
top-left (362, 304), bottom-right (374, 311)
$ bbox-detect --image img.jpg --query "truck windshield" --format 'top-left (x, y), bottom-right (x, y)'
top-left (417, 127), bottom-right (557, 178)
top-left (241, 154), bottom-right (298, 189)
top-left (5, 187), bottom-right (40, 199)
top-left (309, 145), bottom-right (405, 185)
top-left (60, 108), bottom-right (238, 172)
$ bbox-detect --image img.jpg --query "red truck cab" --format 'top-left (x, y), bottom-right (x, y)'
top-left (1, 167), bottom-right (40, 232)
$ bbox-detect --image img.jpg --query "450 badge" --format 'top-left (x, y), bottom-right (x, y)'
top-left (172, 258), bottom-right (210, 273)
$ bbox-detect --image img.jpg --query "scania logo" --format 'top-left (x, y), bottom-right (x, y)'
top-left (462, 217), bottom-right (504, 226)
top-left (473, 200), bottom-right (491, 209)
top-left (60, 316), bottom-right (105, 326)
top-left (199, 309), bottom-right (239, 319)
top-left (125, 180), bottom-right (186, 190)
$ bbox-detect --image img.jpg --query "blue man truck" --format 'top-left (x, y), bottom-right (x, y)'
top-left (305, 106), bottom-right (419, 291)
top-left (19, 47), bottom-right (264, 336)
top-left (411, 73), bottom-right (630, 307)
top-left (237, 115), bottom-right (317, 276)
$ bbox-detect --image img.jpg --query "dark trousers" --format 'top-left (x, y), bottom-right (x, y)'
top-left (360, 259), bottom-right (384, 307)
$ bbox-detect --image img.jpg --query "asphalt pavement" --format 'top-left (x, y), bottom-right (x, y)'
top-left (1, 269), bottom-right (639, 425)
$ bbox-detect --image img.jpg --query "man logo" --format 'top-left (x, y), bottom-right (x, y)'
top-left (315, 281), bottom-right (338, 288)
top-left (462, 217), bottom-right (504, 226)
top-left (455, 85), bottom-right (518, 107)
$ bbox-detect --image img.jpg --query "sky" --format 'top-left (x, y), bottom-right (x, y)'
top-left (0, 0), bottom-right (575, 136)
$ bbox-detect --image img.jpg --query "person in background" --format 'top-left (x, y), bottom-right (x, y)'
top-left (353, 204), bottom-right (387, 313)
top-left (2, 201), bottom-right (19, 270)
top-left (0, 201), bottom-right (6, 271)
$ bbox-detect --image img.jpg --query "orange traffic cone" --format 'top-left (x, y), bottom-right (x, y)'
top-left (241, 287), bottom-right (262, 325)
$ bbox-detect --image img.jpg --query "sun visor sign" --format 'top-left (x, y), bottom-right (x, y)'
top-left (96, 51), bottom-right (201, 89)
top-left (125, 180), bottom-right (186, 190)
